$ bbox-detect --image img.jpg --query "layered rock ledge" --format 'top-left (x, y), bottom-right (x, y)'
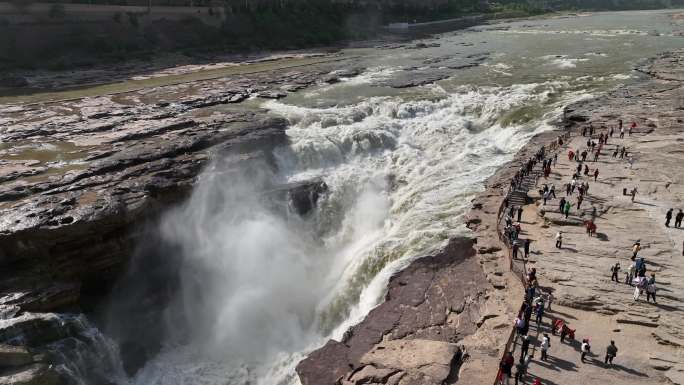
top-left (0, 58), bottom-right (362, 383)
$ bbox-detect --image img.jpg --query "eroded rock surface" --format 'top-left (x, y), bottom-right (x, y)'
top-left (0, 58), bottom-right (365, 384)
top-left (297, 237), bottom-right (500, 385)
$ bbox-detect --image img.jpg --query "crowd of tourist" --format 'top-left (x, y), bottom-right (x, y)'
top-left (496, 118), bottom-right (677, 385)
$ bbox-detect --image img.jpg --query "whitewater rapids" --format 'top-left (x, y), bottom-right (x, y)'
top-left (125, 79), bottom-right (589, 385)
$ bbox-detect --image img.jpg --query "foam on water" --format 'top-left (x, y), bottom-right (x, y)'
top-left (122, 78), bottom-right (592, 385)
top-left (540, 55), bottom-right (590, 69)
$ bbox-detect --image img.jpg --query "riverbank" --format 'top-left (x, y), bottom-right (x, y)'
top-left (464, 48), bottom-right (684, 385)
top-left (296, 48), bottom-right (684, 385)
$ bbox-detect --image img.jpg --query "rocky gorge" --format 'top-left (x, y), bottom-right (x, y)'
top-left (0, 58), bottom-right (366, 384)
top-left (1, 10), bottom-right (683, 385)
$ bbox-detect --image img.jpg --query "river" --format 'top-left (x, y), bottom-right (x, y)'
top-left (89, 9), bottom-right (683, 385)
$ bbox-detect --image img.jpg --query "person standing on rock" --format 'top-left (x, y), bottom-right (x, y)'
top-left (632, 241), bottom-right (641, 259)
top-left (564, 201), bottom-right (572, 219)
top-left (560, 323), bottom-right (570, 343)
top-left (577, 195), bottom-right (584, 210)
top-left (515, 354), bottom-right (533, 385)
top-left (634, 277), bottom-right (648, 301)
top-left (631, 187), bottom-right (638, 202)
top-left (556, 231), bottom-right (563, 249)
top-left (524, 239), bottom-right (531, 259)
top-left (626, 261), bottom-right (635, 285)
top-left (550, 184), bottom-right (556, 199)
top-left (541, 333), bottom-right (551, 361)
top-left (513, 242), bottom-right (520, 260)
top-left (666, 208), bottom-right (674, 227)
top-left (581, 339), bottom-right (591, 363)
top-left (675, 209), bottom-right (684, 228)
top-left (499, 352), bottom-right (514, 385)
top-left (605, 341), bottom-right (618, 366)
top-left (594, 168), bottom-right (599, 182)
top-left (611, 262), bottom-right (621, 283)
top-left (566, 183), bottom-right (572, 196)
top-left (517, 206), bottom-right (524, 222)
top-left (515, 316), bottom-right (526, 337)
top-left (559, 197), bottom-right (566, 214)
top-left (520, 335), bottom-right (530, 361)
top-left (647, 273), bottom-right (657, 303)
top-left (610, 127), bottom-right (614, 137)
top-left (535, 300), bottom-right (545, 326)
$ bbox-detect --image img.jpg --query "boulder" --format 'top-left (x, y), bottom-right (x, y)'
top-left (288, 179), bottom-right (328, 216)
top-left (296, 340), bottom-right (350, 385)
top-left (360, 340), bottom-right (459, 383)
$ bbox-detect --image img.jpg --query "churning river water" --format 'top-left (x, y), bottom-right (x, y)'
top-left (105, 9), bottom-right (683, 385)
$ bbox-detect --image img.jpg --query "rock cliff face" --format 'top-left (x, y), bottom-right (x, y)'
top-left (296, 238), bottom-right (494, 385)
top-left (0, 59), bottom-right (361, 383)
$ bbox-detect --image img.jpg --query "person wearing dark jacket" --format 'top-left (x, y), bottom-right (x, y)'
top-left (666, 208), bottom-right (673, 227)
top-left (605, 341), bottom-right (618, 365)
top-left (520, 335), bottom-right (530, 361)
top-left (676, 209), bottom-right (684, 228)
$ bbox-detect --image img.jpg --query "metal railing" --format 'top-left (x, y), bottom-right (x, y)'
top-left (491, 130), bottom-right (573, 385)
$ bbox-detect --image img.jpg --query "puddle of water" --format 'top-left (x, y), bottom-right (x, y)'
top-left (0, 141), bottom-right (93, 164)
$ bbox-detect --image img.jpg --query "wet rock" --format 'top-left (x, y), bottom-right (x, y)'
top-left (297, 340), bottom-right (351, 385)
top-left (0, 284), bottom-right (79, 314)
top-left (0, 363), bottom-right (60, 385)
top-left (257, 90), bottom-right (287, 99)
top-left (0, 76), bottom-right (28, 88)
top-left (386, 72), bottom-right (452, 89)
top-left (288, 179), bottom-right (328, 216)
top-left (0, 313), bottom-right (71, 347)
top-left (0, 345), bottom-right (32, 368)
